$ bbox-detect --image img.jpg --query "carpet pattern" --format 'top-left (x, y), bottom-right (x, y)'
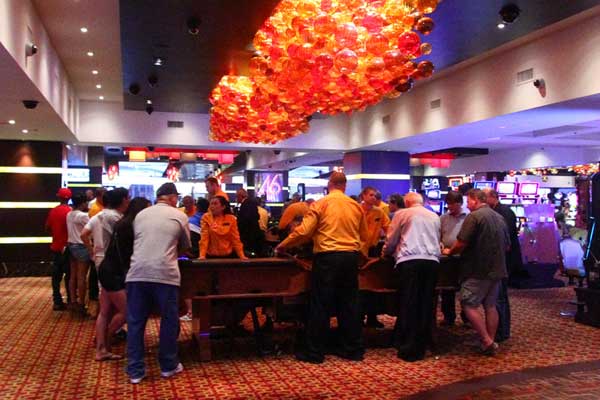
top-left (1, 277), bottom-right (600, 399)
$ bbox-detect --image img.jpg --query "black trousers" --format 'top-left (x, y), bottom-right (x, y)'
top-left (305, 252), bottom-right (364, 358)
top-left (495, 278), bottom-right (511, 341)
top-left (88, 262), bottom-right (99, 301)
top-left (51, 250), bottom-right (70, 305)
top-left (393, 259), bottom-right (438, 360)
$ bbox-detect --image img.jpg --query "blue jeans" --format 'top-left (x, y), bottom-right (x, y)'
top-left (126, 282), bottom-right (180, 378)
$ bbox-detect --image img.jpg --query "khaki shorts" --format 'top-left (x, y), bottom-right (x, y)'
top-left (460, 278), bottom-right (501, 308)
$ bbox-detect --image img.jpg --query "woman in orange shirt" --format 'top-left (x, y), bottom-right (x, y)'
top-left (199, 196), bottom-right (247, 260)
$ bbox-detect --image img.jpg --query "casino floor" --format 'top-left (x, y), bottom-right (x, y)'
top-left (1, 277), bottom-right (599, 400)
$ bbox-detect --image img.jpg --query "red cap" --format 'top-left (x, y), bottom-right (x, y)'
top-left (56, 188), bottom-right (72, 199)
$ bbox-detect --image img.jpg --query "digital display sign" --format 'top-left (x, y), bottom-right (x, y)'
top-left (255, 172), bottom-right (284, 202)
top-left (519, 182), bottom-right (539, 195)
top-left (474, 181), bottom-right (494, 189)
top-left (497, 181), bottom-right (517, 195)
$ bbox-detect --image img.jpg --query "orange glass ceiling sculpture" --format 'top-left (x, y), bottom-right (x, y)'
top-left (209, 0), bottom-right (439, 144)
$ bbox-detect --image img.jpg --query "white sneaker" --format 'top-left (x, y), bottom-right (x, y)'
top-left (130, 374), bottom-right (145, 384)
top-left (161, 363), bottom-right (184, 378)
top-left (179, 313), bottom-right (192, 321)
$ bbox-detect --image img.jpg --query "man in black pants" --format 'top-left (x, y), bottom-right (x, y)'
top-left (382, 192), bottom-right (441, 362)
top-left (277, 172), bottom-right (368, 364)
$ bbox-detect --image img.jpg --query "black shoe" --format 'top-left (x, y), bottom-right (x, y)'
top-left (114, 328), bottom-right (127, 342)
top-left (53, 303), bottom-right (67, 311)
top-left (365, 318), bottom-right (385, 329)
top-left (295, 352), bottom-right (324, 364)
top-left (397, 351), bottom-right (425, 362)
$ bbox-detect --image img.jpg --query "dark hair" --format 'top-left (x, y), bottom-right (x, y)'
top-left (467, 188), bottom-right (487, 203)
top-left (445, 191), bottom-right (463, 205)
top-left (72, 193), bottom-right (88, 208)
top-left (105, 187), bottom-right (129, 209)
top-left (360, 186), bottom-right (377, 197)
top-left (389, 193), bottom-right (405, 208)
top-left (211, 195), bottom-right (232, 215)
top-left (196, 197), bottom-right (209, 213)
top-left (122, 197), bottom-right (151, 225)
top-left (95, 187), bottom-right (106, 197)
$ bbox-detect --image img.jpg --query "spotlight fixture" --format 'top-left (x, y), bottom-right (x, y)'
top-left (96, 84), bottom-right (102, 89)
top-left (8, 119), bottom-right (16, 125)
top-left (148, 75), bottom-right (158, 88)
top-left (187, 16), bottom-right (201, 35)
top-left (80, 27), bottom-right (88, 33)
top-left (129, 83), bottom-right (141, 95)
top-left (499, 3), bottom-right (520, 24)
top-left (146, 99), bottom-right (153, 105)
top-left (497, 22), bottom-right (506, 29)
top-left (21, 129), bottom-right (29, 134)
top-left (87, 51), bottom-right (94, 57)
top-left (92, 70), bottom-right (99, 75)
top-left (153, 56), bottom-right (165, 66)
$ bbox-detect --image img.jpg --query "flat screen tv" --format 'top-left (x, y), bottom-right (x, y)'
top-left (255, 172), bottom-right (284, 202)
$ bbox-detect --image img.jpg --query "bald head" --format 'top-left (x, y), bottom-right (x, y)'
top-left (328, 172), bottom-right (347, 192)
top-left (481, 187), bottom-right (499, 207)
top-left (404, 192), bottom-right (424, 207)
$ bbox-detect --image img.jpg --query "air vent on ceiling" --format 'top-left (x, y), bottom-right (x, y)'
top-left (382, 114), bottom-right (391, 124)
top-left (430, 99), bottom-right (441, 109)
top-left (167, 120), bottom-right (184, 128)
top-left (516, 68), bottom-right (534, 84)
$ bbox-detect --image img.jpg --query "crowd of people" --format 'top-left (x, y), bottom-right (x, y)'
top-left (45, 172), bottom-right (522, 382)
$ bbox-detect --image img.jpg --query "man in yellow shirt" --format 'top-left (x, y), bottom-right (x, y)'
top-left (277, 172), bottom-right (368, 364)
top-left (88, 188), bottom-right (106, 218)
top-left (178, 195), bottom-right (197, 218)
top-left (360, 186), bottom-right (391, 328)
top-left (205, 177), bottom-right (229, 202)
top-left (375, 190), bottom-right (390, 217)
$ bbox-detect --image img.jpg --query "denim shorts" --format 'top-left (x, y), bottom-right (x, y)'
top-left (68, 243), bottom-right (90, 262)
top-left (460, 278), bottom-right (501, 308)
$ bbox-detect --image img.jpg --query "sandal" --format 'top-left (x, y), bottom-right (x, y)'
top-left (95, 352), bottom-right (123, 361)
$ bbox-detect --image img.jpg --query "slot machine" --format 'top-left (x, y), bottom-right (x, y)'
top-left (425, 189), bottom-right (445, 215)
top-left (448, 177), bottom-right (463, 191)
top-left (519, 182), bottom-right (540, 204)
top-left (496, 181), bottom-right (518, 204)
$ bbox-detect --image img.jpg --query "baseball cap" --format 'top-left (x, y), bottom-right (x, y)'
top-left (156, 182), bottom-right (179, 197)
top-left (56, 188), bottom-right (72, 199)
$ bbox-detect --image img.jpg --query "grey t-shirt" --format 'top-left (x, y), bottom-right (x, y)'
top-left (457, 205), bottom-right (510, 281)
top-left (440, 211), bottom-right (467, 248)
top-left (126, 203), bottom-right (191, 287)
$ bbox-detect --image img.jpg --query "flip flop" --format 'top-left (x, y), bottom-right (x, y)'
top-left (95, 352), bottom-right (123, 361)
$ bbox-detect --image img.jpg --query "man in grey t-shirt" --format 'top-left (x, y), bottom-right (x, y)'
top-left (443, 189), bottom-right (509, 356)
top-left (125, 183), bottom-right (191, 384)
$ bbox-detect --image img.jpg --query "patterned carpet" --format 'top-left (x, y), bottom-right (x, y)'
top-left (1, 277), bottom-right (600, 399)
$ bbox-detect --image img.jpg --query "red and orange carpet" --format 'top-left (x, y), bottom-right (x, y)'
top-left (1, 277), bottom-right (599, 399)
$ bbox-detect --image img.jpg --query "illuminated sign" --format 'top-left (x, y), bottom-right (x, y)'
top-left (65, 168), bottom-right (90, 182)
top-left (256, 172), bottom-right (283, 202)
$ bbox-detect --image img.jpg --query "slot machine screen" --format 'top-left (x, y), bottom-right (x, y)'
top-left (519, 182), bottom-right (539, 195)
top-left (474, 181), bottom-right (494, 189)
top-left (497, 181), bottom-right (517, 195)
top-left (255, 172), bottom-right (284, 202)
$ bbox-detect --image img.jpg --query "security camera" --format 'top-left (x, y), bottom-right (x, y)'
top-left (148, 75), bottom-right (158, 88)
top-left (533, 79), bottom-right (545, 88)
top-left (22, 100), bottom-right (39, 109)
top-left (187, 17), bottom-right (201, 35)
top-left (25, 43), bottom-right (38, 57)
top-left (129, 83), bottom-right (141, 95)
top-left (146, 105), bottom-right (154, 115)
top-left (499, 4), bottom-right (520, 24)
top-left (273, 150), bottom-right (281, 155)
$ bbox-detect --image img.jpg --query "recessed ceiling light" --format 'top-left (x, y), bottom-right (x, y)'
top-left (92, 70), bottom-right (99, 75)
top-left (153, 56), bottom-right (164, 66)
top-left (80, 27), bottom-right (88, 33)
top-left (497, 23), bottom-right (506, 29)
top-left (99, 96), bottom-right (104, 100)
top-left (146, 99), bottom-right (152, 104)
top-left (96, 84), bottom-right (102, 89)
top-left (21, 129), bottom-right (29, 134)
top-left (8, 119), bottom-right (16, 125)
top-left (87, 51), bottom-right (94, 57)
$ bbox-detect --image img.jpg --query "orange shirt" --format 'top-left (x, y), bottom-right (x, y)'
top-left (279, 189), bottom-right (368, 255)
top-left (88, 201), bottom-right (103, 218)
top-left (179, 205), bottom-right (197, 218)
top-left (199, 213), bottom-right (244, 258)
top-left (362, 205), bottom-right (391, 251)
top-left (278, 201), bottom-right (310, 230)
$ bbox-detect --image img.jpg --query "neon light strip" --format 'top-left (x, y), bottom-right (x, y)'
top-left (0, 202), bottom-right (59, 209)
top-left (0, 237), bottom-right (52, 244)
top-left (346, 173), bottom-right (410, 181)
top-left (0, 167), bottom-right (63, 174)
top-left (266, 202), bottom-right (284, 207)
top-left (67, 183), bottom-right (102, 188)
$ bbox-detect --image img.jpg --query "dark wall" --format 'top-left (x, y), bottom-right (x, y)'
top-left (0, 141), bottom-right (63, 272)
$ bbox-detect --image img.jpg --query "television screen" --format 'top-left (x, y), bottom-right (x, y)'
top-left (474, 181), bottom-right (494, 189)
top-left (519, 182), bottom-right (539, 195)
top-left (255, 172), bottom-right (284, 202)
top-left (497, 181), bottom-right (517, 194)
top-left (119, 161), bottom-right (168, 178)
